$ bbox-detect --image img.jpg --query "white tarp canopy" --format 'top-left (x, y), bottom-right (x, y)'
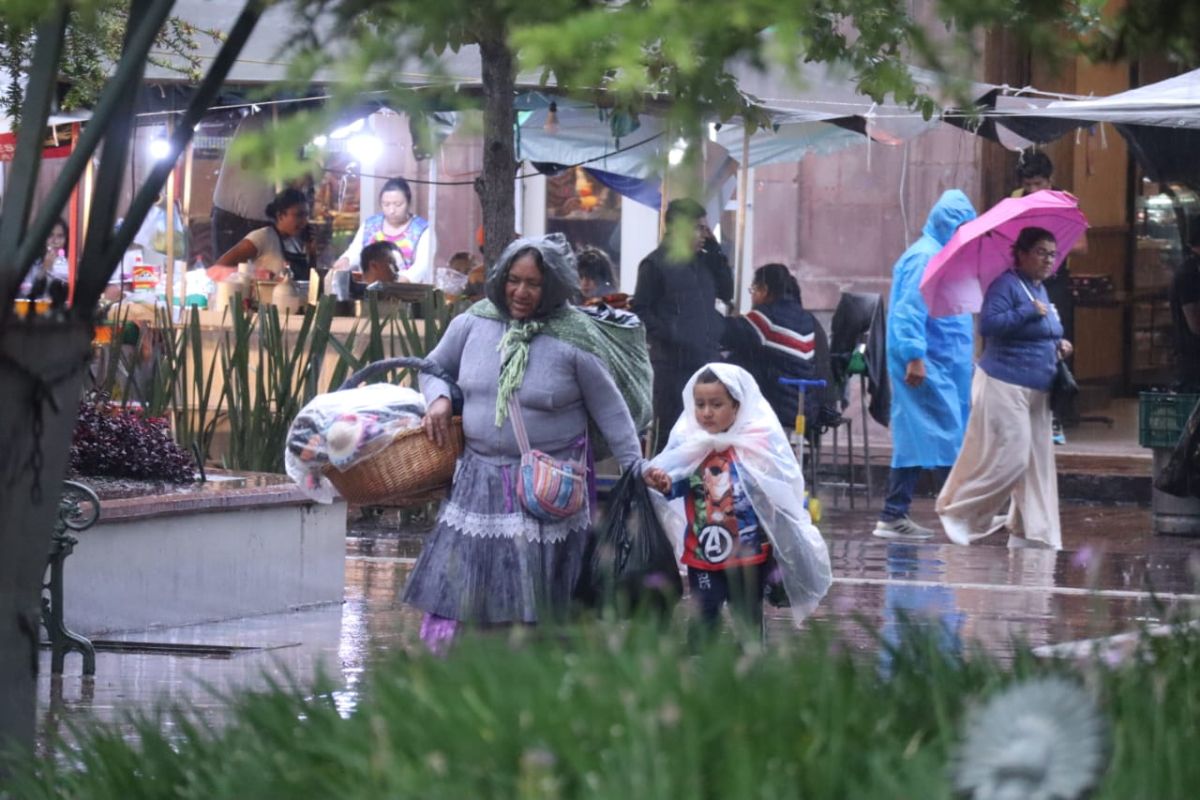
top-left (991, 68), bottom-right (1200, 130)
top-left (979, 69), bottom-right (1200, 183)
top-left (0, 110), bottom-right (91, 136)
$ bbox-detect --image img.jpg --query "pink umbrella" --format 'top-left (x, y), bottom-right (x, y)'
top-left (919, 190), bottom-right (1089, 318)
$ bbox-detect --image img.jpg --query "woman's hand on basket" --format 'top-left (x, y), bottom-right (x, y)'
top-left (424, 397), bottom-right (453, 448)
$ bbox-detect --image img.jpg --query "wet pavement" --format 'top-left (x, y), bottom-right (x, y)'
top-left (37, 498), bottom-right (1200, 743)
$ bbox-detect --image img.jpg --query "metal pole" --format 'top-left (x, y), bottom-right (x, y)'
top-left (734, 128), bottom-right (750, 311)
top-left (861, 373), bottom-right (873, 498)
top-left (68, 123), bottom-right (81, 305)
top-left (165, 119), bottom-right (177, 312)
top-left (182, 139), bottom-right (195, 227)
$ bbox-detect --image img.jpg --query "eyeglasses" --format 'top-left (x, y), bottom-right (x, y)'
top-left (1032, 248), bottom-right (1058, 260)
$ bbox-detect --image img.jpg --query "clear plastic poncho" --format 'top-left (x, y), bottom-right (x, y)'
top-left (648, 363), bottom-right (832, 624)
top-left (285, 384), bottom-right (426, 503)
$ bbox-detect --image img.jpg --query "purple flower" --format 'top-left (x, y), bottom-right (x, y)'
top-left (1071, 546), bottom-right (1096, 570)
top-left (642, 572), bottom-right (670, 590)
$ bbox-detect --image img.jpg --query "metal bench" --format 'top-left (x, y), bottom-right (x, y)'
top-left (41, 480), bottom-right (99, 675)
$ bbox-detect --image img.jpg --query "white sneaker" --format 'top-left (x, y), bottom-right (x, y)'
top-left (873, 517), bottom-right (935, 540)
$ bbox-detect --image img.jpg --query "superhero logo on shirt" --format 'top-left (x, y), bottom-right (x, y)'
top-left (682, 449), bottom-right (770, 570)
top-left (697, 525), bottom-right (734, 563)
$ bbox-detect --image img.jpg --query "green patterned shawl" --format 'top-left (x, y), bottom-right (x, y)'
top-left (469, 300), bottom-right (653, 431)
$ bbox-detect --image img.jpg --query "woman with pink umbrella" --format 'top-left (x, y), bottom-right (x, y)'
top-left (936, 226), bottom-right (1073, 549)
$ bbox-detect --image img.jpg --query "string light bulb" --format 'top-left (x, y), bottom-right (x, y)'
top-left (544, 101), bottom-right (560, 135)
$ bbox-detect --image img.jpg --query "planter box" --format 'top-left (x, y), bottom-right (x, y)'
top-left (64, 476), bottom-right (346, 636)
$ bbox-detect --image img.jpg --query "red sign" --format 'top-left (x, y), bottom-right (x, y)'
top-left (0, 133), bottom-right (73, 161)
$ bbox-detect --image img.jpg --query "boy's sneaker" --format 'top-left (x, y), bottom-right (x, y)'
top-left (1051, 419), bottom-right (1066, 446)
top-left (873, 517), bottom-right (934, 540)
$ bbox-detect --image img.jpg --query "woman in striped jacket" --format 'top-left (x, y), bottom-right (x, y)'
top-left (722, 263), bottom-right (821, 431)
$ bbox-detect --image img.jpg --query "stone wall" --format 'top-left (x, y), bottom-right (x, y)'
top-left (752, 125), bottom-right (984, 311)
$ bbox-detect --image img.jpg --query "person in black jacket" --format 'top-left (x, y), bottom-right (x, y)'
top-left (1171, 223), bottom-right (1200, 391)
top-left (634, 198), bottom-right (734, 450)
top-left (723, 263), bottom-right (819, 431)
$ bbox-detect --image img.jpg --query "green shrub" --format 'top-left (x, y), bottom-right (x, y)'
top-left (6, 621), bottom-right (1200, 798)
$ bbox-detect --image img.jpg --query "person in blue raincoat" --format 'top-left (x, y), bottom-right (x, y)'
top-left (874, 189), bottom-right (976, 539)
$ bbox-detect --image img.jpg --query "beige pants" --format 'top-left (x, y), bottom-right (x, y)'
top-left (936, 369), bottom-right (1061, 549)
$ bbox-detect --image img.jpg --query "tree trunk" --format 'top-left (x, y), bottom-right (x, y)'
top-left (0, 320), bottom-right (93, 770)
top-left (476, 29), bottom-right (517, 269)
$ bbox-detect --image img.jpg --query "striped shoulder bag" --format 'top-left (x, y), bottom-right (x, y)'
top-left (507, 396), bottom-right (589, 521)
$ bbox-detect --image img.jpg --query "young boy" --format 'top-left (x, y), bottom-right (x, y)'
top-left (644, 368), bottom-right (772, 639)
top-left (359, 240), bottom-right (401, 284)
top-left (644, 364), bottom-right (832, 640)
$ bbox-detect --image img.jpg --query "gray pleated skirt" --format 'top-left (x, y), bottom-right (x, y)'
top-left (402, 448), bottom-right (592, 625)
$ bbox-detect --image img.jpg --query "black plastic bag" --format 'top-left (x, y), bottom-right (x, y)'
top-left (764, 556), bottom-right (790, 608)
top-left (575, 469), bottom-right (682, 618)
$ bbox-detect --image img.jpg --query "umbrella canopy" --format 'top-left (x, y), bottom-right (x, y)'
top-left (919, 190), bottom-right (1088, 318)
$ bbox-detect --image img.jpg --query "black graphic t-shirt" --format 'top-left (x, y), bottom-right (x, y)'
top-left (668, 449), bottom-right (768, 570)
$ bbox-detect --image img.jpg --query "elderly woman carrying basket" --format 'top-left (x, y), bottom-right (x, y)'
top-left (407, 233), bottom-right (647, 649)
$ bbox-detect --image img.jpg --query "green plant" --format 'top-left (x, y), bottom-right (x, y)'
top-left (10, 621), bottom-right (1200, 798)
top-left (85, 292), bottom-right (465, 474)
top-left (219, 297), bottom-right (337, 473)
top-left (169, 307), bottom-right (226, 464)
top-left (326, 288), bottom-right (466, 390)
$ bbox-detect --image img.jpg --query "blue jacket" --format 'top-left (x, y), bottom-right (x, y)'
top-left (886, 190), bottom-right (976, 468)
top-left (979, 270), bottom-right (1063, 392)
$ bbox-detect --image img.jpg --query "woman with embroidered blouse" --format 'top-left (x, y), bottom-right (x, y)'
top-left (407, 233), bottom-right (646, 651)
top-left (331, 177), bottom-right (436, 284)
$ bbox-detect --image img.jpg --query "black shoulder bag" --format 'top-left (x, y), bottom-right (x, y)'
top-left (1016, 274), bottom-right (1077, 417)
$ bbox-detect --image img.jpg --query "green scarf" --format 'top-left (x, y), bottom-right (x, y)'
top-left (470, 300), bottom-right (653, 431)
top-left (493, 316), bottom-right (546, 427)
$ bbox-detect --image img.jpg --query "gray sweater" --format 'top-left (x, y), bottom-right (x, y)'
top-left (420, 314), bottom-right (644, 469)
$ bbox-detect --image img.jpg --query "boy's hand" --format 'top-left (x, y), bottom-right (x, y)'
top-left (643, 466), bottom-right (671, 494)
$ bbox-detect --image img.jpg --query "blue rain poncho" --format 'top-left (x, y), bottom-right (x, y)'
top-left (887, 190), bottom-right (977, 468)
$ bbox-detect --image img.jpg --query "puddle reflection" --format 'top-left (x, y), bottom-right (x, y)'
top-left (878, 543), bottom-right (964, 674)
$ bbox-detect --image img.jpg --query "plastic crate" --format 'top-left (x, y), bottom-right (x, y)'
top-left (1138, 392), bottom-right (1200, 448)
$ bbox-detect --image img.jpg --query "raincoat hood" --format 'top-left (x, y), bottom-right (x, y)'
top-left (922, 190), bottom-right (977, 247)
top-left (649, 363), bottom-right (832, 624)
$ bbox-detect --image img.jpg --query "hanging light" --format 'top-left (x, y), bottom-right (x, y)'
top-left (667, 137), bottom-right (689, 166)
top-left (347, 133), bottom-right (383, 164)
top-left (148, 137), bottom-right (172, 161)
top-left (543, 101), bottom-right (560, 135)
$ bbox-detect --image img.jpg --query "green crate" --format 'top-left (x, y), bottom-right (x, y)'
top-left (1138, 392), bottom-right (1200, 448)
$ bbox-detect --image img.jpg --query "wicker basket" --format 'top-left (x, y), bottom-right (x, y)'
top-left (322, 418), bottom-right (464, 506)
top-left (317, 356), bottom-right (465, 507)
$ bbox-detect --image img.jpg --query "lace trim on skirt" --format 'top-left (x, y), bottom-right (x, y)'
top-left (439, 501), bottom-right (589, 543)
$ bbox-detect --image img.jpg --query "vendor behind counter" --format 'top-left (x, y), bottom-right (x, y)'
top-left (209, 188), bottom-right (313, 282)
